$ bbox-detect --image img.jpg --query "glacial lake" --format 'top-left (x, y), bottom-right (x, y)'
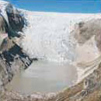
top-left (7, 61), bottom-right (78, 95)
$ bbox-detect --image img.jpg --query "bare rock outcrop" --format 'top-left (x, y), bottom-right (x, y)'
top-left (6, 3), bottom-right (25, 33)
top-left (0, 2), bottom-right (33, 93)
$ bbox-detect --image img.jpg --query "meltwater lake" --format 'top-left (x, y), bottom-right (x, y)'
top-left (7, 61), bottom-right (78, 95)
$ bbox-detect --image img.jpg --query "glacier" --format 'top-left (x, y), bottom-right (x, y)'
top-left (20, 11), bottom-right (101, 62)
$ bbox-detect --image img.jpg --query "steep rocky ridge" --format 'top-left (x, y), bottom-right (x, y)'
top-left (0, 1), bottom-right (33, 92)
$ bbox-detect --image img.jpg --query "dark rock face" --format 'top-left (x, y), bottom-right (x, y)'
top-left (0, 15), bottom-right (6, 33)
top-left (0, 3), bottom-right (34, 91)
top-left (6, 6), bottom-right (24, 32)
top-left (4, 3), bottom-right (25, 37)
top-left (0, 39), bottom-right (33, 89)
top-left (4, 41), bottom-right (33, 69)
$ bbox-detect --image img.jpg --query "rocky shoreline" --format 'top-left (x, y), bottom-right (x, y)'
top-left (0, 61), bottom-right (101, 101)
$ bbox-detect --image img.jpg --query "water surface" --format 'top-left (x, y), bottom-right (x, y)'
top-left (7, 61), bottom-right (78, 95)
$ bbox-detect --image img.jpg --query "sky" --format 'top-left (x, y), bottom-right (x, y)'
top-left (5, 0), bottom-right (101, 13)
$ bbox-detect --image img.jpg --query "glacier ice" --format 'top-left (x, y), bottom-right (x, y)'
top-left (21, 12), bottom-right (101, 62)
